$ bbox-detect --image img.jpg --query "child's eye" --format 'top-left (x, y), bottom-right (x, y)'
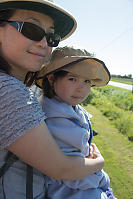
top-left (85, 80), bottom-right (91, 84)
top-left (68, 77), bottom-right (76, 82)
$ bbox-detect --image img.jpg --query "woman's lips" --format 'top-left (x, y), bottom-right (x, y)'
top-left (28, 51), bottom-right (45, 58)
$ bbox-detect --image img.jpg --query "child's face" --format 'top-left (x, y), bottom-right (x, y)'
top-left (0, 9), bottom-right (53, 81)
top-left (53, 72), bottom-right (91, 106)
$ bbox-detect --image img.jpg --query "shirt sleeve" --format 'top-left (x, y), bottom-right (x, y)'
top-left (0, 74), bottom-right (46, 150)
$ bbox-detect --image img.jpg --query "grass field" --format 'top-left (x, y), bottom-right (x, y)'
top-left (111, 77), bottom-right (133, 85)
top-left (83, 104), bottom-right (133, 199)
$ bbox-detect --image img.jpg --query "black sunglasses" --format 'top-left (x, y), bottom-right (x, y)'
top-left (0, 20), bottom-right (61, 47)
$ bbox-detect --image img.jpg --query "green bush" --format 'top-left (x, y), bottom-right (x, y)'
top-left (111, 91), bottom-right (133, 111)
top-left (82, 86), bottom-right (133, 141)
top-left (113, 114), bottom-right (132, 135)
top-left (90, 86), bottom-right (133, 111)
top-left (101, 103), bottom-right (121, 121)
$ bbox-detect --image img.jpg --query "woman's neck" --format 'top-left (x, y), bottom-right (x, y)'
top-left (10, 66), bottom-right (27, 82)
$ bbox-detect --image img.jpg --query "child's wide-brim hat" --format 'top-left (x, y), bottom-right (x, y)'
top-left (0, 0), bottom-right (77, 40)
top-left (36, 56), bottom-right (111, 88)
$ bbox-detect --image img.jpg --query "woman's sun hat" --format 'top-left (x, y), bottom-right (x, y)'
top-left (0, 0), bottom-right (77, 40)
top-left (36, 55), bottom-right (111, 88)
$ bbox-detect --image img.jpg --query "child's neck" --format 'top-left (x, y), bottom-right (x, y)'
top-left (54, 96), bottom-right (77, 110)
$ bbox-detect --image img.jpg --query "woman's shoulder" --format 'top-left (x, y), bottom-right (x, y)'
top-left (0, 71), bottom-right (44, 118)
top-left (0, 72), bottom-right (46, 150)
top-left (0, 71), bottom-right (27, 91)
top-left (0, 72), bottom-right (34, 102)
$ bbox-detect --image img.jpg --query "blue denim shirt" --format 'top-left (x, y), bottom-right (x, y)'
top-left (40, 95), bottom-right (110, 199)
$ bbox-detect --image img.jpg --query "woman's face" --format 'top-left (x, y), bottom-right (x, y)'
top-left (0, 9), bottom-right (53, 81)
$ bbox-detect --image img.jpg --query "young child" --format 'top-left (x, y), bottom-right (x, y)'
top-left (36, 46), bottom-right (115, 199)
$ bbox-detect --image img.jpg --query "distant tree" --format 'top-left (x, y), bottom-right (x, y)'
top-left (127, 74), bottom-right (132, 79)
top-left (111, 74), bottom-right (132, 79)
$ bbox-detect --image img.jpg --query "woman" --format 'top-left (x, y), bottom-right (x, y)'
top-left (0, 1), bottom-right (104, 198)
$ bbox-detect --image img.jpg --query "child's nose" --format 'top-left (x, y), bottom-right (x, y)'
top-left (77, 83), bottom-right (84, 90)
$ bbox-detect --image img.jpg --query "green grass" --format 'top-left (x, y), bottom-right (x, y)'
top-left (83, 104), bottom-right (133, 199)
top-left (111, 77), bottom-right (133, 85)
top-left (82, 86), bottom-right (133, 140)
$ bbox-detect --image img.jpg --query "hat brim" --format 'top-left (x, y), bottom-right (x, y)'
top-left (36, 56), bottom-right (111, 88)
top-left (0, 0), bottom-right (77, 40)
top-left (63, 58), bottom-right (111, 87)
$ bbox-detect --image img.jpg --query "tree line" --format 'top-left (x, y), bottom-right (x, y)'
top-left (111, 74), bottom-right (132, 79)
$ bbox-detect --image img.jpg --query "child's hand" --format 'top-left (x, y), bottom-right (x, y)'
top-left (88, 143), bottom-right (102, 159)
top-left (88, 145), bottom-right (94, 159)
top-left (86, 143), bottom-right (104, 170)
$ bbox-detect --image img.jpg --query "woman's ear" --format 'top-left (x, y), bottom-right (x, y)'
top-left (47, 74), bottom-right (54, 86)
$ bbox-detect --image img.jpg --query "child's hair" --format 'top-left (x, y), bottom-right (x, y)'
top-left (42, 46), bottom-right (93, 98)
top-left (42, 70), bottom-right (68, 98)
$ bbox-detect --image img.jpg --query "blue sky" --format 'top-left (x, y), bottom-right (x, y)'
top-left (55, 0), bottom-right (133, 76)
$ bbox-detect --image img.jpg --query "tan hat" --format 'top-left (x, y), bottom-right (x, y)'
top-left (36, 55), bottom-right (111, 88)
top-left (0, 0), bottom-right (77, 40)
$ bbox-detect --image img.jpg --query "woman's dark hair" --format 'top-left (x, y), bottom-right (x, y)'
top-left (0, 9), bottom-right (15, 21)
top-left (42, 70), bottom-right (68, 98)
top-left (0, 9), bottom-right (16, 74)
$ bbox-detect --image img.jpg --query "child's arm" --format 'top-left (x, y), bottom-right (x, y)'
top-left (63, 144), bottom-right (107, 190)
top-left (87, 144), bottom-right (110, 190)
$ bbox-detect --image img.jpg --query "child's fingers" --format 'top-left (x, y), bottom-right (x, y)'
top-left (91, 143), bottom-right (101, 154)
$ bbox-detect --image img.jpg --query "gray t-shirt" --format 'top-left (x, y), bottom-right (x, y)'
top-left (0, 72), bottom-right (46, 199)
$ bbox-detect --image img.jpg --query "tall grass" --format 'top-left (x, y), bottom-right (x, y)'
top-left (82, 86), bottom-right (133, 141)
top-left (84, 104), bottom-right (133, 199)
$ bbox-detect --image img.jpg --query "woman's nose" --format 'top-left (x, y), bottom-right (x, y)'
top-left (37, 36), bottom-right (49, 48)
